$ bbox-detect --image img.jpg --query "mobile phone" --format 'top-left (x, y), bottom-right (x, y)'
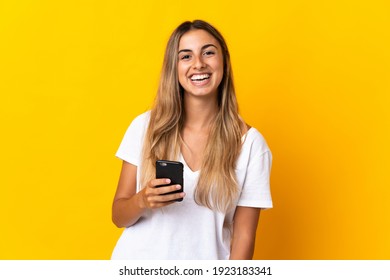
top-left (156, 160), bottom-right (184, 202)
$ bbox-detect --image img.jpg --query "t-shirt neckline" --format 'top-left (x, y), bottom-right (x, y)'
top-left (179, 153), bottom-right (200, 176)
top-left (179, 127), bottom-right (255, 176)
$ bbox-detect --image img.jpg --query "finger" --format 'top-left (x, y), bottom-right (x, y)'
top-left (163, 192), bottom-right (185, 202)
top-left (154, 184), bottom-right (182, 195)
top-left (146, 192), bottom-right (185, 208)
top-left (150, 191), bottom-right (186, 203)
top-left (144, 184), bottom-right (178, 197)
top-left (149, 178), bottom-right (171, 188)
top-left (148, 200), bottom-right (176, 209)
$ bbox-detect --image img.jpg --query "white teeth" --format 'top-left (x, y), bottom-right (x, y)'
top-left (191, 74), bottom-right (210, 81)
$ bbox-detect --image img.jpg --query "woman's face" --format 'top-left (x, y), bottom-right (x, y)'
top-left (177, 29), bottom-right (224, 99)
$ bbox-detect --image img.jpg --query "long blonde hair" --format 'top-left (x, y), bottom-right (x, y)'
top-left (140, 20), bottom-right (245, 212)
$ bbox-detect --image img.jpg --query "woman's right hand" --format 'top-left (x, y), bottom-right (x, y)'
top-left (138, 178), bottom-right (185, 209)
top-left (113, 162), bottom-right (186, 228)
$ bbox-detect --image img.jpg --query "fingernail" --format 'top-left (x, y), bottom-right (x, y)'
top-left (176, 185), bottom-right (181, 189)
top-left (166, 179), bottom-right (171, 183)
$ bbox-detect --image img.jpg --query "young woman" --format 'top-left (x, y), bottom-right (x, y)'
top-left (111, 20), bottom-right (273, 260)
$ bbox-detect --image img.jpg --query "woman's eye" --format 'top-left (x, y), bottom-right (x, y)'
top-left (204, 50), bottom-right (215, 56)
top-left (180, 54), bottom-right (191, 60)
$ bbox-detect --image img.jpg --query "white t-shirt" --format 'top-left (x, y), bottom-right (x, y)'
top-left (111, 111), bottom-right (273, 260)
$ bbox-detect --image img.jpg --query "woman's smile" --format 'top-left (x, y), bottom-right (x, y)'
top-left (189, 73), bottom-right (212, 86)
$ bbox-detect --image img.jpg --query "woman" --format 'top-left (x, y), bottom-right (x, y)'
top-left (111, 20), bottom-right (272, 260)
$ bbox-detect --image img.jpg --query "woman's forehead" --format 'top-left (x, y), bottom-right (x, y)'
top-left (178, 29), bottom-right (220, 50)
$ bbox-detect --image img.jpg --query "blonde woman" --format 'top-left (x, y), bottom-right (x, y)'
top-left (111, 20), bottom-right (273, 260)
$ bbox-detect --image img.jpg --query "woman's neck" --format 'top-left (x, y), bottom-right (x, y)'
top-left (183, 94), bottom-right (218, 131)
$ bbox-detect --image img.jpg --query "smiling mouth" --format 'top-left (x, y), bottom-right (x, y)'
top-left (190, 73), bottom-right (211, 81)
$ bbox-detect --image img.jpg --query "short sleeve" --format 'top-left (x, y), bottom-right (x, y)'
top-left (115, 112), bottom-right (150, 166)
top-left (237, 129), bottom-right (273, 209)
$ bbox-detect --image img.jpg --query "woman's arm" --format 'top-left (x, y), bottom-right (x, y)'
top-left (112, 161), bottom-right (143, 228)
top-left (230, 206), bottom-right (261, 260)
top-left (112, 161), bottom-right (185, 228)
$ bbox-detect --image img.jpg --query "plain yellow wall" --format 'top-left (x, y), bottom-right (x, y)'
top-left (1, 0), bottom-right (389, 259)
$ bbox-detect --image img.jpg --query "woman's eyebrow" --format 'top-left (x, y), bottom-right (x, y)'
top-left (201, 43), bottom-right (218, 50)
top-left (178, 49), bottom-right (192, 54)
top-left (178, 43), bottom-right (218, 54)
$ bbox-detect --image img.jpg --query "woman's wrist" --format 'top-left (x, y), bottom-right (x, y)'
top-left (134, 190), bottom-right (147, 210)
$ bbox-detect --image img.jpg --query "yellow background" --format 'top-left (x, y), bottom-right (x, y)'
top-left (1, 0), bottom-right (389, 259)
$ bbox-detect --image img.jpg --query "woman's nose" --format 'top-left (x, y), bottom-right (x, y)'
top-left (193, 55), bottom-right (206, 69)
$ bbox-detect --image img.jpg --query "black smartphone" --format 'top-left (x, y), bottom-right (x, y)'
top-left (156, 160), bottom-right (184, 202)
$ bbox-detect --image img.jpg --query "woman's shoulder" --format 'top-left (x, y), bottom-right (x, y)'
top-left (128, 110), bottom-right (151, 128)
top-left (133, 110), bottom-right (151, 122)
top-left (242, 124), bottom-right (271, 154)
